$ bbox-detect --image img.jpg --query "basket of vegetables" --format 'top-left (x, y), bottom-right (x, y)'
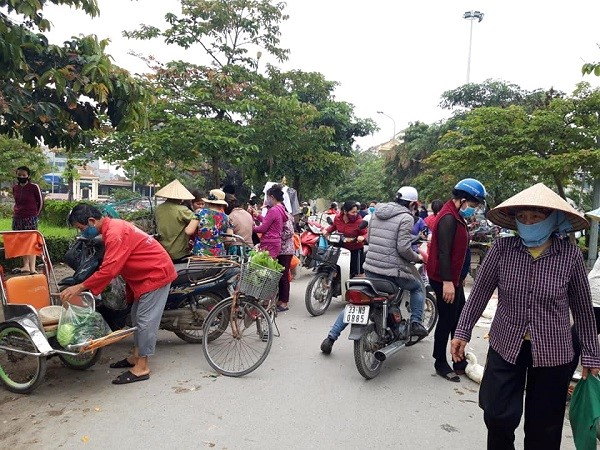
top-left (239, 250), bottom-right (284, 300)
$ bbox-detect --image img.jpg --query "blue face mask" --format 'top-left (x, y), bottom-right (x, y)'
top-left (368, 207), bottom-right (375, 214)
top-left (459, 205), bottom-right (476, 218)
top-left (81, 224), bottom-right (99, 239)
top-left (516, 211), bottom-right (557, 247)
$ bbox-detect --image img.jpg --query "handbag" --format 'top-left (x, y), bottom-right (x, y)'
top-left (569, 374), bottom-right (600, 449)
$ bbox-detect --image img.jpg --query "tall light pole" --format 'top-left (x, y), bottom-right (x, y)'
top-left (463, 10), bottom-right (484, 84)
top-left (377, 110), bottom-right (396, 142)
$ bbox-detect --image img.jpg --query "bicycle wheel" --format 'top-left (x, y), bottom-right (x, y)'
top-left (0, 323), bottom-right (47, 394)
top-left (305, 272), bottom-right (333, 316)
top-left (202, 296), bottom-right (272, 377)
top-left (422, 291), bottom-right (439, 333)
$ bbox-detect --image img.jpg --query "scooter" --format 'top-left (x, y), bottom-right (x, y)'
top-left (343, 262), bottom-right (438, 379)
top-left (59, 237), bottom-right (240, 343)
top-left (298, 217), bottom-right (325, 269)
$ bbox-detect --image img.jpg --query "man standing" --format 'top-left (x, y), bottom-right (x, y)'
top-left (60, 204), bottom-right (177, 385)
top-left (12, 166), bottom-right (43, 274)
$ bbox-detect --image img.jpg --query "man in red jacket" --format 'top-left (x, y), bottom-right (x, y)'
top-left (428, 178), bottom-right (486, 382)
top-left (60, 204), bottom-right (177, 385)
top-left (12, 166), bottom-right (43, 274)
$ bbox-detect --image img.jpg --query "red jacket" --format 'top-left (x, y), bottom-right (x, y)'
top-left (427, 200), bottom-right (469, 286)
top-left (83, 218), bottom-right (177, 301)
top-left (13, 182), bottom-right (43, 218)
top-left (326, 213), bottom-right (368, 251)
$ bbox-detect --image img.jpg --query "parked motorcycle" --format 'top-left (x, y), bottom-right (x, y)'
top-left (59, 237), bottom-right (240, 343)
top-left (297, 217), bottom-right (325, 270)
top-left (343, 262), bottom-right (438, 379)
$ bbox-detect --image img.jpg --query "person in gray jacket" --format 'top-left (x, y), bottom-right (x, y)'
top-left (320, 186), bottom-right (428, 354)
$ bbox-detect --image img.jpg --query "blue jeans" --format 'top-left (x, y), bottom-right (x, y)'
top-left (327, 271), bottom-right (425, 341)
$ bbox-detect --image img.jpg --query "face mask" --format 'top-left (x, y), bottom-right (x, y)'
top-left (516, 211), bottom-right (557, 247)
top-left (16, 177), bottom-right (28, 184)
top-left (368, 207), bottom-right (375, 214)
top-left (347, 214), bottom-right (358, 223)
top-left (81, 224), bottom-right (99, 239)
top-left (459, 205), bottom-right (476, 218)
top-left (265, 197), bottom-right (273, 207)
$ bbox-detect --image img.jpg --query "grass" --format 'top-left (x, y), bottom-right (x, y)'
top-left (0, 218), bottom-right (77, 238)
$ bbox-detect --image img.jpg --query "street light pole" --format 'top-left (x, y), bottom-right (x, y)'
top-left (463, 10), bottom-right (484, 84)
top-left (377, 110), bottom-right (396, 142)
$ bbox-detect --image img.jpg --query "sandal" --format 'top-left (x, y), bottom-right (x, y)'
top-left (112, 370), bottom-right (149, 385)
top-left (276, 305), bottom-right (289, 312)
top-left (109, 358), bottom-right (135, 369)
top-left (436, 369), bottom-right (460, 383)
top-left (11, 268), bottom-right (26, 274)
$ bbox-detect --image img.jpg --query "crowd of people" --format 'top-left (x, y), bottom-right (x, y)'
top-left (10, 167), bottom-right (600, 448)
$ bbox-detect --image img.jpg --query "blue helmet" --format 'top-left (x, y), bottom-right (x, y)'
top-left (454, 178), bottom-right (487, 204)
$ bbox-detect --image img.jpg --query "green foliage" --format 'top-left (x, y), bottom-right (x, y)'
top-left (42, 200), bottom-right (81, 227)
top-left (0, 0), bottom-right (149, 150)
top-left (110, 188), bottom-right (141, 202)
top-left (328, 151), bottom-right (388, 202)
top-left (0, 201), bottom-right (13, 219)
top-left (0, 136), bottom-right (49, 185)
top-left (43, 235), bottom-right (75, 264)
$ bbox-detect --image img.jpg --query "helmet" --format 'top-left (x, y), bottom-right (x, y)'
top-left (396, 186), bottom-right (419, 202)
top-left (454, 178), bottom-right (487, 203)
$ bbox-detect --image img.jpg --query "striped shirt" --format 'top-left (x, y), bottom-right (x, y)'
top-left (455, 236), bottom-right (600, 368)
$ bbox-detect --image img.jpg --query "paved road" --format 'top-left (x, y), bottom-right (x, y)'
top-left (1, 268), bottom-right (576, 449)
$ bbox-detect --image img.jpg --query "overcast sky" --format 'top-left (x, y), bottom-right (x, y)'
top-left (44, 0), bottom-right (600, 150)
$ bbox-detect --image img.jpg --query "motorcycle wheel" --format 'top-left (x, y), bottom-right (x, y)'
top-left (174, 292), bottom-right (224, 344)
top-left (469, 247), bottom-right (486, 281)
top-left (0, 323), bottom-right (47, 394)
top-left (423, 292), bottom-right (439, 334)
top-left (305, 272), bottom-right (333, 316)
top-left (59, 348), bottom-right (102, 370)
top-left (353, 323), bottom-right (382, 379)
top-left (202, 296), bottom-right (272, 377)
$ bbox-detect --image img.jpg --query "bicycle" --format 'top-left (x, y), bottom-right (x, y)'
top-left (201, 237), bottom-right (283, 377)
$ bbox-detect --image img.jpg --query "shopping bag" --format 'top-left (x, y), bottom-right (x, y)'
top-left (101, 276), bottom-right (127, 310)
top-left (57, 301), bottom-right (111, 348)
top-left (569, 375), bottom-right (600, 450)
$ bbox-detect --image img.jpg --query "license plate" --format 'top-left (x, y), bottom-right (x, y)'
top-left (343, 305), bottom-right (370, 324)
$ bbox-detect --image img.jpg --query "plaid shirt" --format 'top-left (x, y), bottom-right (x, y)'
top-left (455, 236), bottom-right (600, 368)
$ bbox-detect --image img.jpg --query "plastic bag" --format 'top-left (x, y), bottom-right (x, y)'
top-left (57, 301), bottom-right (111, 348)
top-left (569, 375), bottom-right (600, 449)
top-left (101, 276), bottom-right (127, 310)
top-left (64, 238), bottom-right (105, 283)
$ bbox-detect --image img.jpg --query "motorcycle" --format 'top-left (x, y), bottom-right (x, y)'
top-left (304, 219), bottom-right (368, 316)
top-left (343, 262), bottom-right (438, 379)
top-left (297, 217), bottom-right (326, 270)
top-left (59, 236), bottom-right (240, 343)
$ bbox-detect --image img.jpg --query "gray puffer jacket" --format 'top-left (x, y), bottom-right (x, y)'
top-left (363, 202), bottom-right (422, 281)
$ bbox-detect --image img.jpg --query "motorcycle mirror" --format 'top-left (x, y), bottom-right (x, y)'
top-left (326, 216), bottom-right (333, 225)
top-left (358, 220), bottom-right (368, 230)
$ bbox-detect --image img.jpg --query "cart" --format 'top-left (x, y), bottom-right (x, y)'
top-left (0, 230), bottom-right (134, 394)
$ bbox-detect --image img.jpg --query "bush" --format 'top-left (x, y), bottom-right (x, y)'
top-left (42, 199), bottom-right (81, 226)
top-left (0, 200), bottom-right (13, 219)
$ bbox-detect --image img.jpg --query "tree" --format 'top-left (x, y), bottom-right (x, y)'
top-left (329, 150), bottom-right (387, 202)
top-left (0, 136), bottom-right (49, 186)
top-left (0, 0), bottom-right (150, 150)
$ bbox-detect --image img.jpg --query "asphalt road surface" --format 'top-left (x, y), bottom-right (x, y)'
top-left (1, 267), bottom-right (577, 449)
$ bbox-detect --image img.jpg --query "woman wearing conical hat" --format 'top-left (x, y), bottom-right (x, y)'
top-left (154, 180), bottom-right (196, 262)
top-left (451, 183), bottom-right (600, 449)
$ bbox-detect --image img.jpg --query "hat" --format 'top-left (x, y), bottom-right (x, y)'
top-left (155, 180), bottom-right (194, 200)
top-left (487, 183), bottom-right (589, 232)
top-left (202, 189), bottom-right (228, 206)
top-left (586, 207), bottom-right (600, 221)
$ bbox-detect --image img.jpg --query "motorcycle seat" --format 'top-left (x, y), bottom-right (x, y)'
top-left (347, 277), bottom-right (398, 295)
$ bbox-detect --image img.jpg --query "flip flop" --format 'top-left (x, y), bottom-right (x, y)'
top-left (109, 358), bottom-right (135, 369)
top-left (11, 268), bottom-right (26, 274)
top-left (276, 305), bottom-right (289, 312)
top-left (436, 369), bottom-right (460, 383)
top-left (112, 370), bottom-right (149, 385)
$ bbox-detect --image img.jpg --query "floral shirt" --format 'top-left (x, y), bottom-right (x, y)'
top-left (191, 209), bottom-right (230, 257)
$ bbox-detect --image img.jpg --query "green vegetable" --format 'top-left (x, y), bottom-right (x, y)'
top-left (248, 250), bottom-right (284, 272)
top-left (57, 323), bottom-right (76, 347)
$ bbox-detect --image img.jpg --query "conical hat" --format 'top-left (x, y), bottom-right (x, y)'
top-left (487, 183), bottom-right (588, 232)
top-left (586, 207), bottom-right (600, 221)
top-left (155, 180), bottom-right (194, 200)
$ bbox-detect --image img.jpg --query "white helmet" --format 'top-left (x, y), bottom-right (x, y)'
top-left (396, 186), bottom-right (418, 202)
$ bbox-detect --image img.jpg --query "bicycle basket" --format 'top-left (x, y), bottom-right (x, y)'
top-left (311, 245), bottom-right (341, 265)
top-left (238, 262), bottom-right (283, 300)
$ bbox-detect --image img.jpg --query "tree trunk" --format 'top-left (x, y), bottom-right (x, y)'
top-left (553, 175), bottom-right (566, 199)
top-left (211, 155), bottom-right (220, 188)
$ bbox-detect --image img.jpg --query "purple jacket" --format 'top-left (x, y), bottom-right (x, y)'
top-left (253, 203), bottom-right (286, 258)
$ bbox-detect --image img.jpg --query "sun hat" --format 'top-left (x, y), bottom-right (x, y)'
top-left (155, 179), bottom-right (194, 200)
top-left (487, 183), bottom-right (589, 232)
top-left (586, 207), bottom-right (600, 221)
top-left (202, 189), bottom-right (228, 206)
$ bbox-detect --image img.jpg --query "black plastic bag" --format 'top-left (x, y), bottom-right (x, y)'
top-left (64, 237), bottom-right (105, 283)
